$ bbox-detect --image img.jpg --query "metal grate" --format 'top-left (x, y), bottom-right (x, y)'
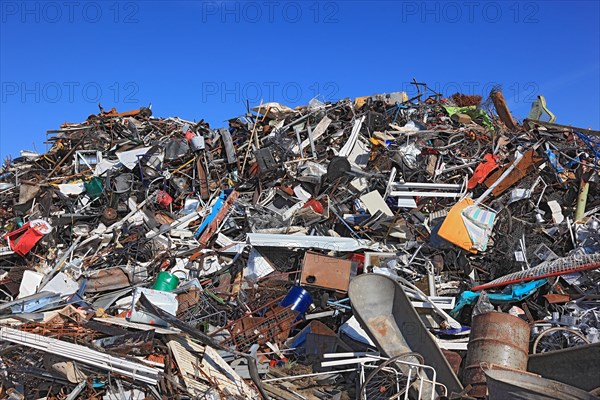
top-left (211, 296), bottom-right (299, 353)
top-left (473, 253), bottom-right (600, 291)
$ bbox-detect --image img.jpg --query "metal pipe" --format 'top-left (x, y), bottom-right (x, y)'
top-left (321, 357), bottom-right (380, 367)
top-left (323, 352), bottom-right (380, 359)
top-left (393, 182), bottom-right (462, 189)
top-left (263, 368), bottom-right (357, 382)
top-left (389, 191), bottom-right (462, 198)
top-left (575, 179), bottom-right (590, 222)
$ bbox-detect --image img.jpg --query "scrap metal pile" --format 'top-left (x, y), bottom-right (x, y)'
top-left (1, 83), bottom-right (599, 399)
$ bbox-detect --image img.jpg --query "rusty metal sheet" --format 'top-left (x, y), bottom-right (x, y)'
top-left (300, 251), bottom-right (352, 293)
top-left (84, 267), bottom-right (131, 293)
top-left (198, 190), bottom-right (239, 245)
top-left (484, 149), bottom-right (543, 196)
top-left (491, 90), bottom-right (517, 130)
top-left (543, 293), bottom-right (571, 304)
top-left (442, 349), bottom-right (463, 376)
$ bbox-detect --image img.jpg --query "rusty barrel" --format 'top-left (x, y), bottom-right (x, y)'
top-left (463, 312), bottom-right (530, 398)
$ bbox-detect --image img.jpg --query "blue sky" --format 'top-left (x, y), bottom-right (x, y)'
top-left (1, 1), bottom-right (599, 159)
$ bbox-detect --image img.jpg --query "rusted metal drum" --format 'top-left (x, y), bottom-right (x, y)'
top-left (463, 312), bottom-right (530, 398)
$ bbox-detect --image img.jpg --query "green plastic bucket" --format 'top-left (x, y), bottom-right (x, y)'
top-left (153, 271), bottom-right (180, 291)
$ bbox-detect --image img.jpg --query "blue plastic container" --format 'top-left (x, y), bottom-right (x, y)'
top-left (281, 286), bottom-right (313, 319)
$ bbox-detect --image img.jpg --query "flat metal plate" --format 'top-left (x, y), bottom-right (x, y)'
top-left (300, 251), bottom-right (352, 292)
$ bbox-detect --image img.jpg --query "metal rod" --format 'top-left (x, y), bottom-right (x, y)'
top-left (0, 327), bottom-right (161, 384)
top-left (389, 191), bottom-right (461, 198)
top-left (263, 368), bottom-right (357, 382)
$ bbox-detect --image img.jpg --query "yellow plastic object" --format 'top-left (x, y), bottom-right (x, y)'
top-left (438, 197), bottom-right (477, 254)
top-left (354, 96), bottom-right (368, 108)
top-left (354, 92), bottom-right (408, 108)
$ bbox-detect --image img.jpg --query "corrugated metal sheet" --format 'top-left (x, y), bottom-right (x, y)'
top-left (167, 336), bottom-right (257, 399)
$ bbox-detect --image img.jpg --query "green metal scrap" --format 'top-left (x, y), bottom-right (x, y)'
top-left (443, 105), bottom-right (494, 128)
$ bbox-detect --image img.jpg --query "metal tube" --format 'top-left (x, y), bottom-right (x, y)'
top-left (262, 368), bottom-right (357, 382)
top-left (390, 191), bottom-right (461, 198)
top-left (393, 182), bottom-right (462, 189)
top-left (307, 123), bottom-right (317, 159)
top-left (321, 357), bottom-right (380, 367)
top-left (322, 352), bottom-right (380, 359)
top-left (575, 180), bottom-right (590, 222)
